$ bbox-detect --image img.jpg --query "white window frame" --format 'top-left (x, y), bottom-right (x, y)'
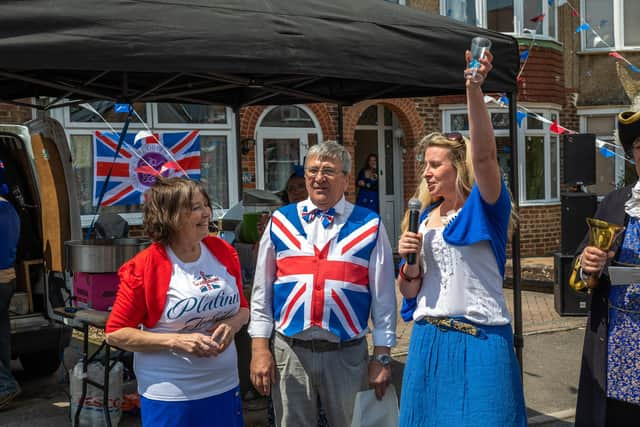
top-left (577, 107), bottom-right (626, 188)
top-left (440, 0), bottom-right (558, 41)
top-left (440, 103), bottom-right (561, 205)
top-left (254, 104), bottom-right (323, 191)
top-left (51, 103), bottom-right (238, 227)
top-left (580, 0), bottom-right (640, 51)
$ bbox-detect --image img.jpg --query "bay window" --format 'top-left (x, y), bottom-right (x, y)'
top-left (443, 106), bottom-right (560, 204)
top-left (442, 0), bottom-right (557, 40)
top-left (582, 0), bottom-right (640, 50)
top-left (53, 102), bottom-right (237, 226)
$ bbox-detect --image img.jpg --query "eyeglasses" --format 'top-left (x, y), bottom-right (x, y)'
top-left (443, 132), bottom-right (464, 143)
top-left (305, 167), bottom-right (343, 178)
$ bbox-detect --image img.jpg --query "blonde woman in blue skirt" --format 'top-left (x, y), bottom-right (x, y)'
top-left (396, 50), bottom-right (526, 427)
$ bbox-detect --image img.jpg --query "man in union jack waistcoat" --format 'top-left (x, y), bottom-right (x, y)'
top-left (248, 141), bottom-right (397, 427)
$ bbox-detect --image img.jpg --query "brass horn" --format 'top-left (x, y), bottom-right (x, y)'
top-left (569, 218), bottom-right (624, 293)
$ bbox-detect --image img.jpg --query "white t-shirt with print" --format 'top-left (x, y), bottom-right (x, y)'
top-left (134, 242), bottom-right (241, 401)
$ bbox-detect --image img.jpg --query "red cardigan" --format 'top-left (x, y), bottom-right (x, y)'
top-left (106, 236), bottom-right (248, 333)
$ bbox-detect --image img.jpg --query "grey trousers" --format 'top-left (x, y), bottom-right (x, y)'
top-left (272, 334), bottom-right (369, 427)
top-left (0, 279), bottom-right (18, 394)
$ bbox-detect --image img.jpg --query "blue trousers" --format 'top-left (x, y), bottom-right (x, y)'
top-left (0, 279), bottom-right (18, 395)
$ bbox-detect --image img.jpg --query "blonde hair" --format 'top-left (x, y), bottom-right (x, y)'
top-left (401, 132), bottom-right (473, 231)
top-left (143, 177), bottom-right (210, 244)
top-left (401, 132), bottom-right (518, 237)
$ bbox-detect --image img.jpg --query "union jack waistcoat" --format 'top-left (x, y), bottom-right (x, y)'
top-left (270, 202), bottom-right (380, 341)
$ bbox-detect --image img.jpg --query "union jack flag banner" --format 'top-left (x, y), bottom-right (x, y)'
top-left (270, 204), bottom-right (380, 340)
top-left (92, 131), bottom-right (200, 206)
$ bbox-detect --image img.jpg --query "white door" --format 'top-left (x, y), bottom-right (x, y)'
top-left (355, 105), bottom-right (403, 249)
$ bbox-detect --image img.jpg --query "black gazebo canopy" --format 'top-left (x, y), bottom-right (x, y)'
top-left (0, 0), bottom-right (525, 366)
top-left (0, 0), bottom-right (518, 108)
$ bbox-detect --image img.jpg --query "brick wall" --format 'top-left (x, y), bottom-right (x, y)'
top-left (516, 204), bottom-right (561, 256)
top-left (517, 45), bottom-right (565, 105)
top-left (0, 103), bottom-right (32, 124)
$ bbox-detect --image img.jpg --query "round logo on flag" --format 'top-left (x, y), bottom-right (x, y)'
top-left (131, 143), bottom-right (168, 191)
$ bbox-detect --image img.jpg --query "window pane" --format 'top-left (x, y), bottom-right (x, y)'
top-left (523, 0), bottom-right (542, 35)
top-left (70, 134), bottom-right (141, 216)
top-left (584, 0), bottom-right (614, 48)
top-left (496, 136), bottom-right (512, 189)
top-left (157, 104), bottom-right (227, 124)
top-left (261, 106), bottom-right (314, 128)
top-left (527, 114), bottom-right (544, 130)
top-left (548, 1), bottom-right (556, 39)
top-left (450, 113), bottom-right (469, 131)
top-left (624, 0), bottom-right (640, 46)
top-left (488, 0), bottom-right (514, 32)
top-left (525, 136), bottom-right (545, 200)
top-left (70, 101), bottom-right (147, 123)
top-left (200, 135), bottom-right (229, 209)
top-left (358, 106), bottom-right (378, 126)
top-left (263, 139), bottom-right (300, 192)
top-left (491, 112), bottom-right (510, 130)
top-left (384, 107), bottom-right (393, 126)
top-left (444, 0), bottom-right (478, 26)
top-left (586, 116), bottom-right (615, 135)
top-left (385, 130), bottom-right (394, 195)
top-left (550, 136), bottom-right (558, 199)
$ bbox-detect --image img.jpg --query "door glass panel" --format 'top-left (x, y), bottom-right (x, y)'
top-left (264, 139), bottom-right (300, 192)
top-left (200, 135), bottom-right (229, 208)
top-left (358, 106), bottom-right (378, 126)
top-left (525, 136), bottom-right (545, 200)
top-left (384, 130), bottom-right (394, 196)
top-left (384, 107), bottom-right (393, 126)
top-left (261, 106), bottom-right (314, 128)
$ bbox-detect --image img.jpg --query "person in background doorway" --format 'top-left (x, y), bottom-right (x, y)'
top-left (355, 153), bottom-right (379, 213)
top-left (573, 110), bottom-right (640, 426)
top-left (0, 159), bottom-right (21, 410)
top-left (106, 177), bottom-right (249, 427)
top-left (396, 50), bottom-right (526, 426)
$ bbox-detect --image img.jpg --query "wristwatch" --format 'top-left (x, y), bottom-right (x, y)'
top-left (370, 354), bottom-right (392, 367)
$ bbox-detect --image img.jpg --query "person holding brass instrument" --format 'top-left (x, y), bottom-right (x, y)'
top-left (396, 49), bottom-right (525, 426)
top-left (574, 111), bottom-right (640, 426)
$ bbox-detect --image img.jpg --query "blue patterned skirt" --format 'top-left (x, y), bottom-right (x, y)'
top-left (399, 319), bottom-right (527, 427)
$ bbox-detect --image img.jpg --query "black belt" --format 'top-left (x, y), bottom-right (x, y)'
top-left (276, 332), bottom-right (364, 353)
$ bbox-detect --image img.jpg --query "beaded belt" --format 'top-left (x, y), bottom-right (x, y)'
top-left (419, 316), bottom-right (485, 338)
top-left (276, 332), bottom-right (364, 353)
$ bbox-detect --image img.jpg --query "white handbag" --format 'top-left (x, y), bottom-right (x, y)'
top-left (350, 384), bottom-right (399, 427)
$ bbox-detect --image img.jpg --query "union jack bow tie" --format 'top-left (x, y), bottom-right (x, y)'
top-left (301, 206), bottom-right (335, 228)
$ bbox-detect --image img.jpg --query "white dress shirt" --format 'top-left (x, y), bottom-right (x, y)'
top-left (248, 196), bottom-right (397, 347)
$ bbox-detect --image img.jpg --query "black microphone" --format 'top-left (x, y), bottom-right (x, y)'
top-left (406, 198), bottom-right (421, 265)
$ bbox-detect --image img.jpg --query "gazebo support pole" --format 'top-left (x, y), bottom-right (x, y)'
top-left (234, 106), bottom-right (243, 202)
top-left (508, 91), bottom-right (524, 375)
top-left (337, 104), bottom-right (343, 144)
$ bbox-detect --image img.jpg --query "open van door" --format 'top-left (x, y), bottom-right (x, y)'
top-left (0, 117), bottom-right (78, 376)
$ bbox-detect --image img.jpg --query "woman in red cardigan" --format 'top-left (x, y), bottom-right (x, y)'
top-left (106, 177), bottom-right (249, 427)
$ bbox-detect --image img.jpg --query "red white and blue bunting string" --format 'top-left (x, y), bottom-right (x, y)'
top-left (483, 95), bottom-right (631, 164)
